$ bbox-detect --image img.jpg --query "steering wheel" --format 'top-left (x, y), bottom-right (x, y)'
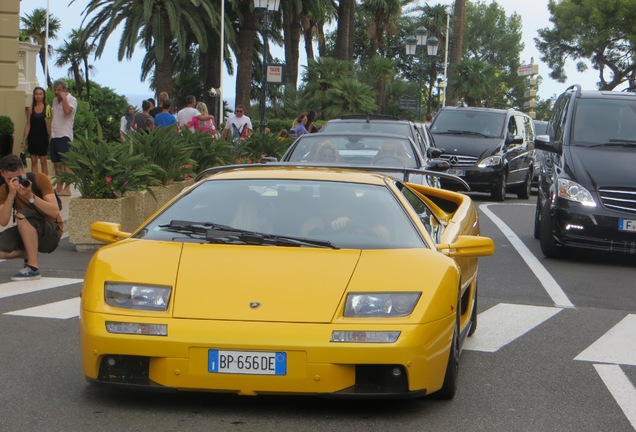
top-left (373, 156), bottom-right (405, 166)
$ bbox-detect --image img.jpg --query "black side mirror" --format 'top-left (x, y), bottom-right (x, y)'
top-left (508, 134), bottom-right (524, 145)
top-left (425, 159), bottom-right (450, 172)
top-left (427, 148), bottom-right (443, 158)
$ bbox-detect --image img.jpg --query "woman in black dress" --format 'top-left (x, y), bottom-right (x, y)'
top-left (21, 86), bottom-right (49, 175)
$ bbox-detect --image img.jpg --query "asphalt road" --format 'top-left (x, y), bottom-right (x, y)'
top-left (0, 195), bottom-right (634, 432)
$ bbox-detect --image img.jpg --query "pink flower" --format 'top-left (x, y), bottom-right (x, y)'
top-left (105, 176), bottom-right (112, 183)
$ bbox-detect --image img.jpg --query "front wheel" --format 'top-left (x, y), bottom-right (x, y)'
top-left (517, 169), bottom-right (532, 199)
top-left (490, 172), bottom-right (507, 201)
top-left (539, 199), bottom-right (561, 258)
top-left (431, 314), bottom-right (459, 400)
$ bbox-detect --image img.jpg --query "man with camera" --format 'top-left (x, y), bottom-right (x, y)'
top-left (0, 155), bottom-right (63, 281)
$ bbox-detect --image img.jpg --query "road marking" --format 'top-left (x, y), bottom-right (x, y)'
top-left (480, 203), bottom-right (574, 308)
top-left (593, 364), bottom-right (636, 429)
top-left (0, 277), bottom-right (83, 299)
top-left (5, 297), bottom-right (80, 319)
top-left (575, 314), bottom-right (636, 366)
top-left (464, 303), bottom-right (562, 352)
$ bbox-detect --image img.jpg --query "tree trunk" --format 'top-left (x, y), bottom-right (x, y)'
top-left (446, 0), bottom-right (465, 106)
top-left (335, 0), bottom-right (354, 61)
top-left (283, 7), bottom-right (302, 92)
top-left (154, 34), bottom-right (174, 100)
top-left (235, 1), bottom-right (258, 114)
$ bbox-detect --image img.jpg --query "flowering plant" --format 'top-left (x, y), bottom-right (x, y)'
top-left (55, 135), bottom-right (163, 199)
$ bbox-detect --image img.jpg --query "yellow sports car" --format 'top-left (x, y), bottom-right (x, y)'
top-left (82, 165), bottom-right (494, 399)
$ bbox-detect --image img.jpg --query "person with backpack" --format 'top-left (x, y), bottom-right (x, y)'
top-left (0, 154), bottom-right (63, 281)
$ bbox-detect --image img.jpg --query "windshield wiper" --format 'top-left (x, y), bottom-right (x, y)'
top-left (435, 130), bottom-right (489, 137)
top-left (589, 140), bottom-right (636, 148)
top-left (159, 220), bottom-right (338, 249)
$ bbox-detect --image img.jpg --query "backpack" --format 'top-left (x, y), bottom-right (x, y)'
top-left (4, 172), bottom-right (62, 210)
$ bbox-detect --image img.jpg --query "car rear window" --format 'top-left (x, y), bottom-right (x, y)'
top-left (322, 121), bottom-right (411, 137)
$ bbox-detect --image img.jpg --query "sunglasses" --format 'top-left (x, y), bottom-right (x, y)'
top-left (236, 110), bottom-right (243, 113)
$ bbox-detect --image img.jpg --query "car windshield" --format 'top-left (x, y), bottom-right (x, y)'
top-left (572, 98), bottom-right (636, 148)
top-left (136, 179), bottom-right (425, 250)
top-left (285, 135), bottom-right (418, 168)
top-left (431, 110), bottom-right (506, 139)
top-left (322, 121), bottom-right (411, 137)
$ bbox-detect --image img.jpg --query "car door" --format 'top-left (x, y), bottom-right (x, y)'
top-left (505, 115), bottom-right (526, 184)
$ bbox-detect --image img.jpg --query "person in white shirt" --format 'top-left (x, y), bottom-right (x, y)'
top-left (50, 80), bottom-right (77, 196)
top-left (176, 95), bottom-right (215, 132)
top-left (222, 105), bottom-right (253, 141)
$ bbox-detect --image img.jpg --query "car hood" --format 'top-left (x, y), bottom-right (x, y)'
top-left (172, 244), bottom-right (449, 322)
top-left (433, 134), bottom-right (502, 158)
top-left (566, 146), bottom-right (636, 189)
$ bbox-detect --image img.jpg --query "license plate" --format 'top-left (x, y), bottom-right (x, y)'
top-left (618, 219), bottom-right (636, 232)
top-left (447, 169), bottom-right (465, 176)
top-left (208, 349), bottom-right (287, 375)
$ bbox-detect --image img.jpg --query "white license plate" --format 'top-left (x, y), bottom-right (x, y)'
top-left (208, 349), bottom-right (287, 375)
top-left (618, 219), bottom-right (636, 232)
top-left (447, 169), bottom-right (465, 176)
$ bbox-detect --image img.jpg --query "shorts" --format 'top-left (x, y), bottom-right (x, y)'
top-left (0, 209), bottom-right (61, 254)
top-left (50, 136), bottom-right (72, 163)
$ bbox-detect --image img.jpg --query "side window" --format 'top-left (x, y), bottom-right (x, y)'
top-left (548, 94), bottom-right (570, 144)
top-left (508, 116), bottom-right (519, 137)
top-left (523, 116), bottom-right (534, 143)
top-left (399, 185), bottom-right (442, 242)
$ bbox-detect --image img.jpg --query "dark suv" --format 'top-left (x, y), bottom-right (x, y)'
top-left (534, 84), bottom-right (636, 257)
top-left (430, 107), bottom-right (535, 201)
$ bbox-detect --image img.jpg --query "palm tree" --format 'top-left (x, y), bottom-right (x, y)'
top-left (363, 56), bottom-right (396, 113)
top-left (323, 78), bottom-right (378, 118)
top-left (361, 0), bottom-right (403, 58)
top-left (334, 0), bottom-right (356, 60)
top-left (20, 8), bottom-right (61, 88)
top-left (55, 29), bottom-right (97, 100)
top-left (74, 0), bottom-right (217, 98)
top-left (302, 57), bottom-right (356, 116)
top-left (452, 58), bottom-right (494, 107)
top-left (447, 0), bottom-right (466, 106)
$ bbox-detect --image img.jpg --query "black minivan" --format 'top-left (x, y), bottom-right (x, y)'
top-left (430, 107), bottom-right (535, 201)
top-left (534, 84), bottom-right (636, 257)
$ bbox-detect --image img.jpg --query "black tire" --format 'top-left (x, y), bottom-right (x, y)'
top-left (517, 169), bottom-right (532, 199)
top-left (468, 283), bottom-right (478, 337)
top-left (432, 316), bottom-right (459, 400)
top-left (490, 172), bottom-right (507, 201)
top-left (539, 199), bottom-right (561, 258)
top-left (533, 200), bottom-right (541, 239)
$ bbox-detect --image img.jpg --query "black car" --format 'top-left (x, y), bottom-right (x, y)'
top-left (320, 115), bottom-right (442, 163)
top-left (534, 84), bottom-right (636, 257)
top-left (430, 107), bottom-right (535, 201)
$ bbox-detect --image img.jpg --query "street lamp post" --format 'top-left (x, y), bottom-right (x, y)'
top-left (442, 10), bottom-right (450, 107)
top-left (426, 36), bottom-right (439, 114)
top-left (405, 27), bottom-right (439, 120)
top-left (253, 0), bottom-right (280, 134)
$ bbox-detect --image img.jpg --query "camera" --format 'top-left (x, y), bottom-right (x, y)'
top-left (17, 176), bottom-right (31, 187)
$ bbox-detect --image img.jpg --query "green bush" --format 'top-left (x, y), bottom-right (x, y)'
top-left (233, 131), bottom-right (294, 163)
top-left (128, 127), bottom-right (197, 185)
top-left (55, 134), bottom-right (163, 199)
top-left (182, 131), bottom-right (235, 172)
top-left (0, 115), bottom-right (15, 135)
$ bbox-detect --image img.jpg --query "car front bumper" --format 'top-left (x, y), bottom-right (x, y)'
top-left (81, 310), bottom-right (455, 398)
top-left (441, 166), bottom-right (502, 192)
top-left (549, 199), bottom-right (636, 254)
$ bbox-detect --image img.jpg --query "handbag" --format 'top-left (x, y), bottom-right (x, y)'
top-left (45, 105), bottom-right (52, 137)
top-left (20, 152), bottom-right (27, 166)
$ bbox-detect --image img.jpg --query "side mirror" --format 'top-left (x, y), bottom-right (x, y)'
top-left (534, 134), bottom-right (561, 154)
top-left (425, 159), bottom-right (450, 172)
top-left (90, 221), bottom-right (131, 244)
top-left (436, 235), bottom-right (495, 258)
top-left (260, 156), bottom-right (278, 163)
top-left (508, 134), bottom-right (524, 145)
top-left (427, 147), bottom-right (443, 158)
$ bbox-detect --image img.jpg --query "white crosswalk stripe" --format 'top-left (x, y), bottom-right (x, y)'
top-left (0, 277), bottom-right (83, 299)
top-left (575, 314), bottom-right (636, 366)
top-left (5, 297), bottom-right (80, 319)
top-left (464, 303), bottom-right (562, 352)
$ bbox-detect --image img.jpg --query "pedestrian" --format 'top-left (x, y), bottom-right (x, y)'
top-left (50, 80), bottom-right (77, 196)
top-left (119, 105), bottom-right (135, 141)
top-left (176, 95), bottom-right (216, 132)
top-left (222, 105), bottom-right (253, 141)
top-left (21, 86), bottom-right (50, 175)
top-left (424, 113), bottom-right (433, 128)
top-left (131, 100), bottom-right (153, 133)
top-left (188, 102), bottom-right (219, 137)
top-left (154, 99), bottom-right (177, 129)
top-left (145, 117), bottom-right (156, 132)
top-left (306, 110), bottom-right (319, 133)
top-left (291, 113), bottom-right (309, 137)
top-left (0, 154), bottom-right (63, 281)
top-left (149, 92), bottom-right (169, 118)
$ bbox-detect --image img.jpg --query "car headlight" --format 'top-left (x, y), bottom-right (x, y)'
top-left (557, 178), bottom-right (596, 207)
top-left (105, 282), bottom-right (172, 311)
top-left (344, 292), bottom-right (421, 318)
top-left (477, 155), bottom-right (502, 167)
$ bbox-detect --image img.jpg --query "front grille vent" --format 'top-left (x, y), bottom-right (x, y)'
top-left (440, 154), bottom-right (478, 168)
top-left (599, 188), bottom-right (636, 214)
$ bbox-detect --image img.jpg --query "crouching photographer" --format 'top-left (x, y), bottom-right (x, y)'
top-left (0, 154), bottom-right (63, 281)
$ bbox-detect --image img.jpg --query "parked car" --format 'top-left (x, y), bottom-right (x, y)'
top-left (430, 107), bottom-right (535, 201)
top-left (275, 131), bottom-right (452, 188)
top-left (534, 84), bottom-right (636, 257)
top-left (320, 115), bottom-right (442, 162)
top-left (82, 164), bottom-right (494, 399)
top-left (532, 120), bottom-right (548, 188)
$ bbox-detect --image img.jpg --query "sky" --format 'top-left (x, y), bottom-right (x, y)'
top-left (20, 0), bottom-right (601, 109)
